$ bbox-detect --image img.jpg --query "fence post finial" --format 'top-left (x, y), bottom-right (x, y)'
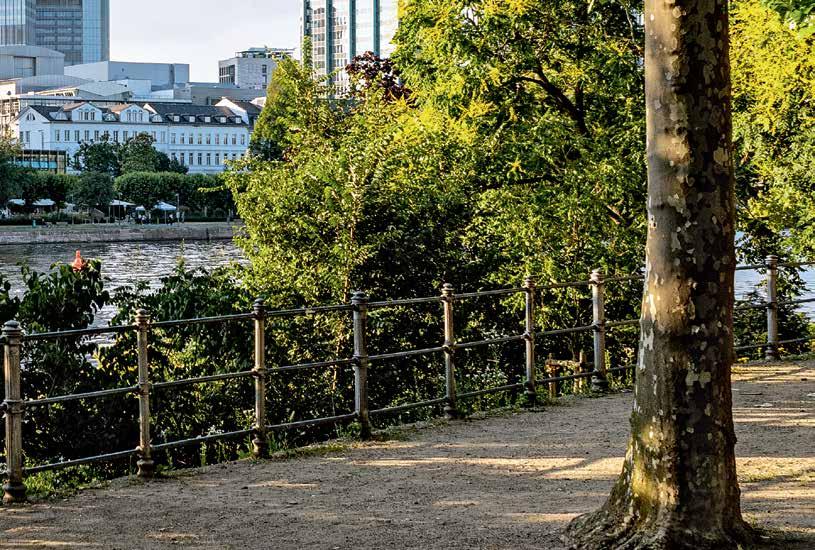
top-left (523, 276), bottom-right (538, 407)
top-left (135, 309), bottom-right (154, 478)
top-left (441, 283), bottom-right (459, 419)
top-left (590, 269), bottom-right (609, 392)
top-left (351, 291), bottom-right (372, 440)
top-left (764, 255), bottom-right (779, 361)
top-left (252, 298), bottom-right (268, 458)
top-left (3, 320), bottom-right (26, 504)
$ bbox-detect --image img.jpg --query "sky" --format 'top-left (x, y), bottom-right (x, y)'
top-left (110, 0), bottom-right (302, 83)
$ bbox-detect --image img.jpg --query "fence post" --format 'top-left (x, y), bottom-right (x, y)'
top-left (351, 291), bottom-right (371, 440)
top-left (765, 255), bottom-right (779, 361)
top-left (252, 298), bottom-right (268, 458)
top-left (135, 309), bottom-right (154, 478)
top-left (3, 321), bottom-right (26, 504)
top-left (523, 276), bottom-right (537, 407)
top-left (546, 354), bottom-right (558, 400)
top-left (590, 269), bottom-right (609, 392)
top-left (441, 283), bottom-right (458, 419)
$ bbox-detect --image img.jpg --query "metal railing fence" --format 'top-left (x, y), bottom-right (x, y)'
top-left (2, 256), bottom-right (814, 503)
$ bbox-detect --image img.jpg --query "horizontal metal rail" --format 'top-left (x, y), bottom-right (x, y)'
top-left (536, 324), bottom-right (595, 338)
top-left (152, 428), bottom-right (255, 452)
top-left (778, 261), bottom-right (815, 268)
top-left (735, 342), bottom-right (767, 351)
top-left (25, 385), bottom-right (139, 407)
top-left (151, 313), bottom-right (255, 328)
top-left (456, 334), bottom-right (525, 350)
top-left (778, 297), bottom-right (815, 306)
top-left (370, 397), bottom-right (447, 416)
top-left (458, 382), bottom-right (524, 400)
top-left (735, 264), bottom-right (765, 272)
top-left (455, 288), bottom-right (525, 300)
top-left (607, 319), bottom-right (639, 328)
top-left (267, 413), bottom-right (356, 431)
top-left (368, 346), bottom-right (445, 362)
top-left (368, 296), bottom-right (442, 309)
top-left (24, 449), bottom-right (137, 474)
top-left (273, 358), bottom-right (355, 373)
top-left (604, 275), bottom-right (645, 283)
top-left (23, 324), bottom-right (137, 342)
top-left (735, 302), bottom-right (766, 311)
top-left (265, 304), bottom-right (354, 318)
top-left (540, 280), bottom-right (592, 290)
top-left (778, 336), bottom-right (814, 345)
top-left (152, 370), bottom-right (255, 390)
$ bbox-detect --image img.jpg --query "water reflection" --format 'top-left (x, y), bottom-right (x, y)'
top-left (0, 241), bottom-right (245, 325)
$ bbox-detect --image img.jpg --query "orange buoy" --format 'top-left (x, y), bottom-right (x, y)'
top-left (71, 250), bottom-right (86, 271)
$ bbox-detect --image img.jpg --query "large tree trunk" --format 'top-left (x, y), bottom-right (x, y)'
top-left (567, 1), bottom-right (755, 548)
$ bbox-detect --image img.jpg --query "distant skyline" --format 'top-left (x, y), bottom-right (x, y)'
top-left (110, 0), bottom-right (301, 83)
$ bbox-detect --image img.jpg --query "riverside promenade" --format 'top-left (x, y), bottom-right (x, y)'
top-left (1, 362), bottom-right (812, 549)
top-left (0, 222), bottom-right (239, 246)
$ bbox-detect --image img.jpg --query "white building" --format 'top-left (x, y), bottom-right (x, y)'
top-left (14, 101), bottom-right (251, 174)
top-left (218, 48), bottom-right (292, 90)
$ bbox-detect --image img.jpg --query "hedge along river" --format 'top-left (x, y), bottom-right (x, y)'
top-left (0, 240), bottom-right (246, 326)
top-left (0, 241), bottom-right (812, 327)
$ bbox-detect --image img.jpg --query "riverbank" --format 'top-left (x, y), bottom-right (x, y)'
top-left (0, 222), bottom-right (241, 245)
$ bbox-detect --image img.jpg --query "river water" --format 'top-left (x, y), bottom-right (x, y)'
top-left (0, 241), bottom-right (812, 324)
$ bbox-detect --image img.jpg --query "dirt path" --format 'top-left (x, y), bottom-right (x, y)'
top-left (1, 362), bottom-right (813, 549)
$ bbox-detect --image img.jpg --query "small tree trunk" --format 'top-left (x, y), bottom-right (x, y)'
top-left (567, 1), bottom-right (754, 548)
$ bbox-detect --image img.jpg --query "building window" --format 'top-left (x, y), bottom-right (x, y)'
top-left (188, 152), bottom-right (193, 165)
top-left (198, 134), bottom-right (202, 145)
top-left (206, 134), bottom-right (211, 145)
top-left (240, 134), bottom-right (245, 145)
top-left (180, 134), bottom-right (185, 144)
top-left (171, 133), bottom-right (176, 144)
top-left (94, 130), bottom-right (100, 141)
top-left (215, 134), bottom-right (220, 145)
top-left (74, 130), bottom-right (80, 142)
top-left (55, 131), bottom-right (60, 142)
top-left (64, 130), bottom-right (69, 141)
top-left (123, 131), bottom-right (129, 141)
top-left (113, 131), bottom-right (119, 142)
top-left (232, 134), bottom-right (236, 145)
top-left (215, 153), bottom-right (220, 165)
top-left (198, 152), bottom-right (203, 165)
top-left (161, 132), bottom-right (166, 143)
top-left (151, 131), bottom-right (157, 141)
top-left (84, 130), bottom-right (90, 141)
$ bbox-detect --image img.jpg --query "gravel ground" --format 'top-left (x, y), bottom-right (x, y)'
top-left (1, 361), bottom-right (812, 550)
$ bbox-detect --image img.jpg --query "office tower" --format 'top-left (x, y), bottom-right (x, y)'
top-left (0, 0), bottom-right (109, 65)
top-left (219, 47), bottom-right (294, 90)
top-left (34, 0), bottom-right (109, 65)
top-left (0, 0), bottom-right (36, 46)
top-left (301, 0), bottom-right (399, 87)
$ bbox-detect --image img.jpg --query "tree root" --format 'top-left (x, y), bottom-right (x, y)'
top-left (565, 507), bottom-right (757, 550)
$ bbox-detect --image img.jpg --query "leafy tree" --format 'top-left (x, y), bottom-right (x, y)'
top-left (157, 151), bottom-right (188, 174)
top-left (120, 133), bottom-right (161, 174)
top-left (22, 172), bottom-right (77, 206)
top-left (69, 172), bottom-right (114, 209)
top-left (0, 132), bottom-right (26, 204)
top-left (114, 172), bottom-right (181, 207)
top-left (346, 51), bottom-right (410, 100)
top-left (72, 137), bottom-right (121, 176)
top-left (250, 40), bottom-right (342, 162)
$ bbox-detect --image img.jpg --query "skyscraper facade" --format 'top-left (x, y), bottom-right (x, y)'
top-left (301, 0), bottom-right (399, 88)
top-left (0, 0), bottom-right (36, 46)
top-left (0, 0), bottom-right (109, 65)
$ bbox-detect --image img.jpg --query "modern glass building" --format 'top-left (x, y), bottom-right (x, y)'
top-left (0, 0), bottom-right (36, 46)
top-left (301, 0), bottom-right (399, 89)
top-left (0, 0), bottom-right (108, 65)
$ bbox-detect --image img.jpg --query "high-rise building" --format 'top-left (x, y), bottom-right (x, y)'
top-left (218, 47), bottom-right (293, 90)
top-left (0, 0), bottom-right (109, 65)
top-left (301, 0), bottom-right (399, 88)
top-left (0, 0), bottom-right (36, 46)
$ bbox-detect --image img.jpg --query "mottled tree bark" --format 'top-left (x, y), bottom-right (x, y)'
top-left (567, 1), bottom-right (754, 548)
